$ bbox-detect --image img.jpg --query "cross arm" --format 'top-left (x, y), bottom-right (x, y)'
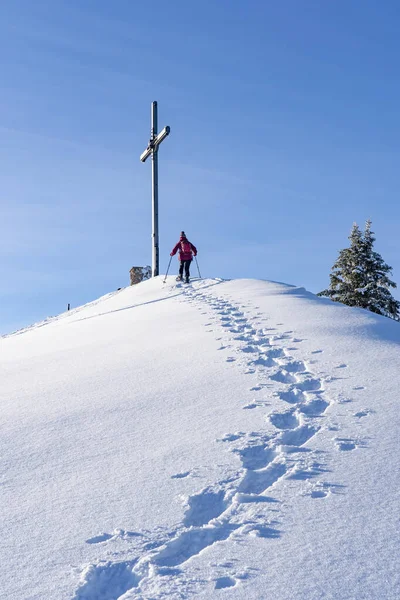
top-left (140, 126), bottom-right (170, 162)
top-left (140, 145), bottom-right (152, 163)
top-left (154, 126), bottom-right (170, 147)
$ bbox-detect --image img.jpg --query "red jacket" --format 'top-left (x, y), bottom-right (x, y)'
top-left (171, 236), bottom-right (197, 261)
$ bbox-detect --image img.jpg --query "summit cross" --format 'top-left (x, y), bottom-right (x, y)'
top-left (140, 101), bottom-right (170, 278)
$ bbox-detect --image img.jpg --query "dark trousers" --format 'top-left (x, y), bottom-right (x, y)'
top-left (179, 260), bottom-right (192, 280)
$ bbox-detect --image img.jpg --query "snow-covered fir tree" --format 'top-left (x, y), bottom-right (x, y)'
top-left (319, 220), bottom-right (400, 321)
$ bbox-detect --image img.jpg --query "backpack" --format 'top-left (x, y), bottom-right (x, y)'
top-left (180, 240), bottom-right (191, 254)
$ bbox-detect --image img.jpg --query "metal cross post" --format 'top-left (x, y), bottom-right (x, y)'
top-left (140, 101), bottom-right (170, 278)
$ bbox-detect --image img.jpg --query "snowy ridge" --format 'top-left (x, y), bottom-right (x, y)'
top-left (74, 285), bottom-right (335, 598)
top-left (1, 288), bottom-right (125, 339)
top-left (71, 279), bottom-right (392, 600)
top-left (3, 277), bottom-right (400, 599)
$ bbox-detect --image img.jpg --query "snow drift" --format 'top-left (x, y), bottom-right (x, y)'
top-left (2, 277), bottom-right (400, 599)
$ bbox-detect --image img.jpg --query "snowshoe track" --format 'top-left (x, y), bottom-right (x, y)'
top-left (73, 282), bottom-right (363, 600)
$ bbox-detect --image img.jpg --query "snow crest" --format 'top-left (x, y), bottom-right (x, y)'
top-left (73, 282), bottom-right (344, 599)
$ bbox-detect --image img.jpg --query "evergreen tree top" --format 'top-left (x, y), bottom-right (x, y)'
top-left (319, 220), bottom-right (399, 321)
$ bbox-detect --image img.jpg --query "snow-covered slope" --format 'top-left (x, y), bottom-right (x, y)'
top-left (2, 277), bottom-right (400, 600)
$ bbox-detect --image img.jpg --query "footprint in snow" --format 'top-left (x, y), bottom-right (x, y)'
top-left (276, 388), bottom-right (307, 404)
top-left (309, 481), bottom-right (345, 498)
top-left (74, 560), bottom-right (139, 598)
top-left (270, 370), bottom-right (297, 384)
top-left (85, 530), bottom-right (143, 545)
top-left (219, 432), bottom-right (245, 442)
top-left (238, 461), bottom-right (287, 495)
top-left (248, 525), bottom-right (281, 538)
top-left (264, 348), bottom-right (286, 358)
top-left (300, 398), bottom-right (329, 416)
top-left (338, 397), bottom-right (353, 404)
top-left (183, 488), bottom-right (228, 527)
top-left (311, 489), bottom-right (329, 499)
top-left (288, 461), bottom-right (326, 481)
top-left (214, 576), bottom-right (237, 589)
top-left (296, 378), bottom-right (323, 392)
top-left (250, 356), bottom-right (278, 368)
top-left (211, 560), bottom-right (238, 568)
top-left (327, 423), bottom-right (340, 431)
top-left (269, 410), bottom-right (300, 430)
top-left (280, 424), bottom-right (319, 447)
top-left (171, 471), bottom-right (191, 479)
top-left (354, 409), bottom-right (374, 418)
top-left (278, 360), bottom-right (307, 373)
top-left (233, 334), bottom-right (252, 342)
top-left (85, 532), bottom-right (114, 544)
top-left (243, 403), bottom-right (258, 410)
top-left (334, 437), bottom-right (366, 451)
top-left (241, 345), bottom-right (258, 353)
top-left (236, 445), bottom-right (276, 470)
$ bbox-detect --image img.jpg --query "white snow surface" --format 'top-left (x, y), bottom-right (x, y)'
top-left (2, 277), bottom-right (400, 600)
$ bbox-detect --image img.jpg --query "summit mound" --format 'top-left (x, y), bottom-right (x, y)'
top-left (2, 277), bottom-right (400, 599)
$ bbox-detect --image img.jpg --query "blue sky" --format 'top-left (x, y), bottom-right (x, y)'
top-left (2, 0), bottom-right (400, 333)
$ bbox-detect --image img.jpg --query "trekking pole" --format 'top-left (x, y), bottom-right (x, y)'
top-left (163, 256), bottom-right (172, 284)
top-left (195, 256), bottom-right (202, 279)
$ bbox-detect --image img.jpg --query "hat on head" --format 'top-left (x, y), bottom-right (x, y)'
top-left (180, 231), bottom-right (186, 237)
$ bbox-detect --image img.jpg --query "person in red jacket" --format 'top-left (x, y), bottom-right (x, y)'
top-left (170, 231), bottom-right (197, 283)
